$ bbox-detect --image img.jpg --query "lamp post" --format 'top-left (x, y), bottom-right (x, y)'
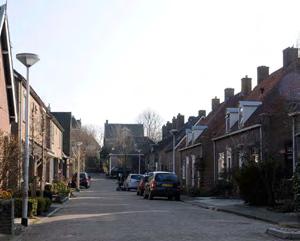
top-left (137, 149), bottom-right (141, 174)
top-left (170, 129), bottom-right (178, 173)
top-left (76, 142), bottom-right (83, 191)
top-left (16, 53), bottom-right (39, 227)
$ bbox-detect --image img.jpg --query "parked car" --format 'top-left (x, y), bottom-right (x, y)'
top-left (136, 175), bottom-right (149, 196)
top-left (71, 172), bottom-right (91, 188)
top-left (123, 174), bottom-right (142, 190)
top-left (143, 171), bottom-right (180, 201)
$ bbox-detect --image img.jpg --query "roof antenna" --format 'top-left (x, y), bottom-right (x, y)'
top-left (297, 32), bottom-right (300, 57)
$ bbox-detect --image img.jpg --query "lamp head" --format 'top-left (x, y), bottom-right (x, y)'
top-left (16, 53), bottom-right (39, 67)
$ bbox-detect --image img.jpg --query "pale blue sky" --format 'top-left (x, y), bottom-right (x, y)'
top-left (7, 0), bottom-right (300, 128)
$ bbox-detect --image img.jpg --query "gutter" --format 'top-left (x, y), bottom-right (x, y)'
top-left (212, 124), bottom-right (261, 141)
top-left (178, 142), bottom-right (202, 152)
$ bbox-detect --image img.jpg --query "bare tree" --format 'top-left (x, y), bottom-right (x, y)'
top-left (137, 109), bottom-right (163, 142)
top-left (71, 125), bottom-right (101, 172)
top-left (0, 132), bottom-right (21, 193)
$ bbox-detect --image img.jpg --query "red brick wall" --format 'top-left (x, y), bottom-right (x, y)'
top-left (0, 46), bottom-right (10, 134)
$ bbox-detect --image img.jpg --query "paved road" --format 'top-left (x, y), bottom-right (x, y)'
top-left (17, 173), bottom-right (279, 241)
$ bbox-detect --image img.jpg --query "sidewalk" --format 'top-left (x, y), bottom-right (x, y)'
top-left (0, 202), bottom-right (66, 241)
top-left (182, 196), bottom-right (300, 228)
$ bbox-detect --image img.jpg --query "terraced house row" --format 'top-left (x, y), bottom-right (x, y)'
top-left (0, 4), bottom-right (81, 192)
top-left (153, 46), bottom-right (300, 194)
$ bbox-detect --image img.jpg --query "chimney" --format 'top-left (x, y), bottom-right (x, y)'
top-left (212, 97), bottom-right (220, 111)
top-left (283, 47), bottom-right (299, 68)
top-left (198, 110), bottom-right (206, 118)
top-left (224, 88), bottom-right (234, 101)
top-left (162, 125), bottom-right (167, 139)
top-left (257, 66), bottom-right (269, 85)
top-left (172, 116), bottom-right (176, 129)
top-left (176, 113), bottom-right (185, 130)
top-left (241, 75), bottom-right (252, 96)
top-left (166, 121), bottom-right (172, 133)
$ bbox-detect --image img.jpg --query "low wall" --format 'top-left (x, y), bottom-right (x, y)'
top-left (0, 199), bottom-right (14, 235)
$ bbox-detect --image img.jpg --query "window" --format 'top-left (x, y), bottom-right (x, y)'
top-left (182, 160), bottom-right (186, 180)
top-left (218, 152), bottom-right (225, 176)
top-left (239, 151), bottom-right (245, 167)
top-left (226, 148), bottom-right (232, 170)
top-left (191, 155), bottom-right (195, 187)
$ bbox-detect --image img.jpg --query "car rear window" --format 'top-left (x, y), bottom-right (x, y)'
top-left (131, 175), bottom-right (142, 180)
top-left (155, 173), bottom-right (178, 182)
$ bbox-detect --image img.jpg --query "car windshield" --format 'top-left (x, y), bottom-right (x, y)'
top-left (80, 173), bottom-right (86, 178)
top-left (155, 173), bottom-right (178, 182)
top-left (131, 175), bottom-right (142, 180)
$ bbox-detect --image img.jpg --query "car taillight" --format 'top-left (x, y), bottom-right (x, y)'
top-left (151, 181), bottom-right (156, 189)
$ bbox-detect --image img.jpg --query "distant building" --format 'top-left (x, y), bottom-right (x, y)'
top-left (103, 120), bottom-right (154, 173)
top-left (104, 120), bottom-right (144, 149)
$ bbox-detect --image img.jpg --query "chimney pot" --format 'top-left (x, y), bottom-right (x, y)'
top-left (224, 88), bottom-right (234, 101)
top-left (241, 76), bottom-right (252, 96)
top-left (283, 47), bottom-right (299, 68)
top-left (198, 110), bottom-right (206, 117)
top-left (212, 97), bottom-right (220, 111)
top-left (257, 66), bottom-right (269, 85)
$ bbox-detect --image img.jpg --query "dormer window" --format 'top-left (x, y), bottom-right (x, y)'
top-left (226, 108), bottom-right (239, 132)
top-left (186, 125), bottom-right (207, 146)
top-left (238, 101), bottom-right (262, 128)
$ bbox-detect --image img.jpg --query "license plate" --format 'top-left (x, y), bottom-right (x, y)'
top-left (162, 184), bottom-right (173, 187)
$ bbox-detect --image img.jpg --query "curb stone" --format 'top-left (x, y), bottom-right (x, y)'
top-left (266, 227), bottom-right (300, 240)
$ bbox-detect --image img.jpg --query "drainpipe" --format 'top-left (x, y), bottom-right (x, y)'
top-left (213, 140), bottom-right (216, 183)
top-left (292, 117), bottom-right (296, 173)
top-left (259, 126), bottom-right (263, 161)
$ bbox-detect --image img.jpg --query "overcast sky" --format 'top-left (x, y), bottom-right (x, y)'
top-left (7, 0), bottom-right (300, 129)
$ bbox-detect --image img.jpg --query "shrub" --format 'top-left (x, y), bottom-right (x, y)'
top-left (234, 159), bottom-right (284, 206)
top-left (44, 198), bottom-right (52, 212)
top-left (36, 197), bottom-right (46, 215)
top-left (0, 189), bottom-right (12, 199)
top-left (14, 198), bottom-right (38, 217)
top-left (293, 162), bottom-right (300, 212)
top-left (52, 181), bottom-right (70, 197)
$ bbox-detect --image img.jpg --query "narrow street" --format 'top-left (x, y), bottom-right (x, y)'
top-left (17, 173), bottom-right (278, 241)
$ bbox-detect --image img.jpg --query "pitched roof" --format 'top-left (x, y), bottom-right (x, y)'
top-left (104, 123), bottom-right (144, 138)
top-left (1, 5), bottom-right (17, 122)
top-left (163, 116), bottom-right (200, 152)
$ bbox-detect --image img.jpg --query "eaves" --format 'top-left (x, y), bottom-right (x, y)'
top-left (212, 124), bottom-right (261, 142)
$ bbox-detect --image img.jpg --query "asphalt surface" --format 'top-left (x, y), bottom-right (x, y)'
top-left (16, 173), bottom-right (280, 241)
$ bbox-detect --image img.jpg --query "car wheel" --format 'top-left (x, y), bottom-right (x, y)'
top-left (175, 194), bottom-right (180, 201)
top-left (168, 196), bottom-right (173, 200)
top-left (148, 192), bottom-right (153, 200)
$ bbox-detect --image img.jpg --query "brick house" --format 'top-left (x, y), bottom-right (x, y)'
top-left (0, 4), bottom-right (17, 134)
top-left (156, 113), bottom-right (205, 178)
top-left (213, 47), bottom-right (300, 183)
top-left (51, 112), bottom-right (82, 179)
top-left (103, 120), bottom-right (154, 173)
top-left (179, 47), bottom-right (300, 194)
top-left (13, 71), bottom-right (64, 190)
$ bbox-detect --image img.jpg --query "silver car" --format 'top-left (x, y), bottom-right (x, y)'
top-left (124, 174), bottom-right (142, 191)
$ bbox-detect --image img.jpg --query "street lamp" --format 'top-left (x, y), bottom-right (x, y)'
top-left (76, 142), bottom-right (83, 191)
top-left (16, 53), bottom-right (39, 227)
top-left (137, 149), bottom-right (141, 174)
top-left (170, 129), bottom-right (178, 173)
